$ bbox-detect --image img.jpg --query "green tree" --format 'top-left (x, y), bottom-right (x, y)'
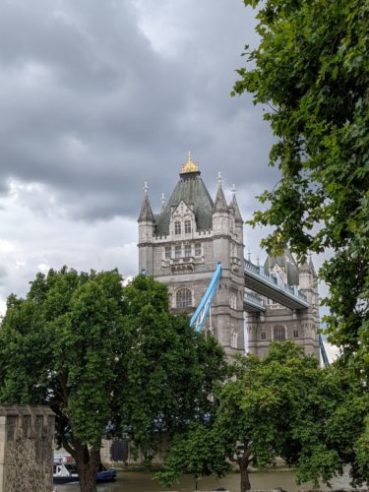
top-left (233, 0), bottom-right (369, 360)
top-left (233, 0), bottom-right (369, 480)
top-left (159, 342), bottom-right (352, 492)
top-left (0, 268), bottom-right (225, 492)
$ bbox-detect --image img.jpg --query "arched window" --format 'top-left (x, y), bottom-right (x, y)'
top-left (273, 325), bottom-right (286, 341)
top-left (231, 330), bottom-right (238, 348)
top-left (230, 292), bottom-right (237, 310)
top-left (165, 246), bottom-right (171, 259)
top-left (176, 288), bottom-right (192, 309)
top-left (184, 220), bottom-right (191, 234)
top-left (174, 221), bottom-right (181, 235)
top-left (184, 244), bottom-right (191, 257)
top-left (175, 244), bottom-right (181, 258)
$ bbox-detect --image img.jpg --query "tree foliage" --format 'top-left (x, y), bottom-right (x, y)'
top-left (233, 0), bottom-right (369, 482)
top-left (159, 342), bottom-right (366, 492)
top-left (0, 268), bottom-right (225, 492)
top-left (233, 0), bottom-right (369, 359)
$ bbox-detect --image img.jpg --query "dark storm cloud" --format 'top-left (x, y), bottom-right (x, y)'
top-left (0, 0), bottom-right (277, 220)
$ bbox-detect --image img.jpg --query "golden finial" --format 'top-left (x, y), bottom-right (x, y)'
top-left (180, 151), bottom-right (200, 174)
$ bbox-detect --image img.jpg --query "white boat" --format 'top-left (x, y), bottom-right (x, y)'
top-left (53, 462), bottom-right (79, 484)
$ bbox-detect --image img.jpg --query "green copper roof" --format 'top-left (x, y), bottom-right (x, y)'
top-left (155, 174), bottom-right (214, 236)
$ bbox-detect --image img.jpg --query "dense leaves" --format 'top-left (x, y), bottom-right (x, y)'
top-left (0, 268), bottom-right (225, 492)
top-left (233, 0), bottom-right (369, 485)
top-left (159, 343), bottom-right (369, 491)
top-left (233, 0), bottom-right (369, 359)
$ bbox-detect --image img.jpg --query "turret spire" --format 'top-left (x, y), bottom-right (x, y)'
top-left (213, 171), bottom-right (228, 213)
top-left (230, 184), bottom-right (243, 223)
top-left (138, 182), bottom-right (155, 222)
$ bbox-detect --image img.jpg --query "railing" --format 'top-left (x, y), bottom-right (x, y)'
top-left (244, 292), bottom-right (264, 307)
top-left (244, 291), bottom-right (265, 310)
top-left (244, 259), bottom-right (307, 302)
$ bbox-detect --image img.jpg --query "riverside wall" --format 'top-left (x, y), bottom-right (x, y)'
top-left (0, 405), bottom-right (55, 492)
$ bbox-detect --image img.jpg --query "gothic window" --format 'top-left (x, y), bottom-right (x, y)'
top-left (174, 221), bottom-right (181, 235)
top-left (184, 244), bottom-right (191, 257)
top-left (195, 243), bottom-right (202, 256)
top-left (273, 325), bottom-right (286, 340)
top-left (175, 244), bottom-right (181, 258)
top-left (176, 288), bottom-right (192, 308)
top-left (293, 329), bottom-right (299, 338)
top-left (230, 292), bottom-right (237, 310)
top-left (165, 246), bottom-right (171, 259)
top-left (184, 220), bottom-right (191, 234)
top-left (261, 332), bottom-right (266, 340)
top-left (231, 330), bottom-right (238, 348)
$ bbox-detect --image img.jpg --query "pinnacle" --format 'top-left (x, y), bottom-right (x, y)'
top-left (138, 193), bottom-right (155, 222)
top-left (230, 193), bottom-right (243, 223)
top-left (213, 183), bottom-right (228, 213)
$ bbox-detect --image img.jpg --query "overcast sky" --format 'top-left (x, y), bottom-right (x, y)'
top-left (0, 0), bottom-right (310, 316)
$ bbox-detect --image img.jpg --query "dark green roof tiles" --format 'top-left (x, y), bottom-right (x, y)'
top-left (155, 175), bottom-right (214, 236)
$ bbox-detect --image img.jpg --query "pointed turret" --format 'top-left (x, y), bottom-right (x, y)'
top-left (309, 256), bottom-right (317, 278)
top-left (230, 185), bottom-right (243, 223)
top-left (138, 182), bottom-right (155, 275)
top-left (138, 182), bottom-right (154, 223)
top-left (213, 173), bottom-right (228, 213)
top-left (298, 255), bottom-right (319, 308)
top-left (138, 194), bottom-right (155, 222)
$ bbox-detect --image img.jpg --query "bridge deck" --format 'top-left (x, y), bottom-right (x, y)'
top-left (244, 291), bottom-right (266, 313)
top-left (244, 259), bottom-right (309, 311)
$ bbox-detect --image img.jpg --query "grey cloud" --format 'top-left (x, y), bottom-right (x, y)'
top-left (0, 0), bottom-right (276, 222)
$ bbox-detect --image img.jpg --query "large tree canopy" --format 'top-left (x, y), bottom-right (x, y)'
top-left (159, 343), bottom-right (367, 492)
top-left (0, 268), bottom-right (225, 492)
top-left (233, 0), bottom-right (369, 360)
top-left (233, 0), bottom-right (369, 485)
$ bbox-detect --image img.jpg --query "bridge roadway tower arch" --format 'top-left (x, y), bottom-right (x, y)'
top-left (137, 155), bottom-right (245, 355)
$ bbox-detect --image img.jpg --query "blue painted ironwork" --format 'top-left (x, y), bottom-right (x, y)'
top-left (319, 334), bottom-right (330, 366)
top-left (190, 262), bottom-right (222, 332)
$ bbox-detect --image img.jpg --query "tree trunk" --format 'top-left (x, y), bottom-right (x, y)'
top-left (238, 453), bottom-right (251, 492)
top-left (240, 463), bottom-right (251, 492)
top-left (74, 443), bottom-right (101, 492)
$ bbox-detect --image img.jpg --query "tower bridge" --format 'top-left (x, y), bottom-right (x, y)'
top-left (138, 155), bottom-right (320, 359)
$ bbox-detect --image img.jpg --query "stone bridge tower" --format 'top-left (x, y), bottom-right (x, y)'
top-left (138, 154), bottom-right (245, 354)
top-left (247, 251), bottom-right (320, 358)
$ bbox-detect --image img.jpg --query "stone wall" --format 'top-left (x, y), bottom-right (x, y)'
top-left (0, 405), bottom-right (55, 492)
